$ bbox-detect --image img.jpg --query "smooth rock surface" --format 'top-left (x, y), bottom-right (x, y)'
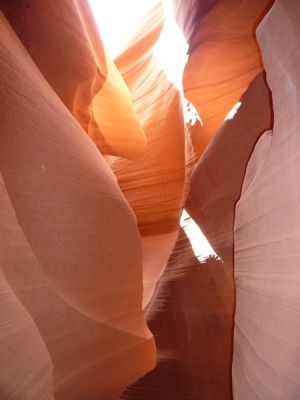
top-left (121, 71), bottom-right (272, 400)
top-left (233, 1), bottom-right (300, 398)
top-left (1, 0), bottom-right (298, 398)
top-left (182, 0), bottom-right (272, 155)
top-left (187, 73), bottom-right (272, 270)
top-left (0, 11), bottom-right (154, 399)
top-left (113, 1), bottom-right (190, 307)
top-left (122, 229), bottom-right (234, 400)
top-left (1, 0), bottom-right (146, 159)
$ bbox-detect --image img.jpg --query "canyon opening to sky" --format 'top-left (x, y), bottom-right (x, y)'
top-left (1, 1), bottom-right (300, 400)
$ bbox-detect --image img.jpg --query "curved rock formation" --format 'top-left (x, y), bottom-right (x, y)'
top-left (186, 73), bottom-right (272, 269)
top-left (182, 0), bottom-right (272, 155)
top-left (113, 1), bottom-right (190, 307)
top-left (0, 259), bottom-right (54, 400)
top-left (173, 0), bottom-right (217, 46)
top-left (0, 11), bottom-right (154, 399)
top-left (122, 230), bottom-right (234, 400)
top-left (1, 0), bottom-right (299, 399)
top-left (1, 0), bottom-right (146, 159)
top-left (121, 71), bottom-right (272, 400)
top-left (233, 1), bottom-right (300, 398)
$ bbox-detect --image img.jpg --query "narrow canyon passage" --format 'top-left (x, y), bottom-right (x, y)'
top-left (1, 1), bottom-right (300, 399)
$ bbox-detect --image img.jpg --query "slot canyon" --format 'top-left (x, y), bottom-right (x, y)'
top-left (1, 0), bottom-right (300, 399)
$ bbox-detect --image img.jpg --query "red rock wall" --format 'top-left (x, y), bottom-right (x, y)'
top-left (182, 0), bottom-right (273, 156)
top-left (186, 73), bottom-right (272, 269)
top-left (113, 1), bottom-right (190, 308)
top-left (121, 230), bottom-right (234, 400)
top-left (0, 9), bottom-right (154, 399)
top-left (0, 0), bottom-right (147, 159)
top-left (2, 0), bottom-right (298, 399)
top-left (120, 72), bottom-right (271, 400)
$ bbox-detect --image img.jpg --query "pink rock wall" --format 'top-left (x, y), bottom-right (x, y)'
top-left (121, 230), bottom-right (233, 400)
top-left (2, 0), bottom-right (299, 399)
top-left (1, 0), bottom-right (146, 159)
top-left (233, 1), bottom-right (300, 398)
top-left (113, 1), bottom-right (190, 308)
top-left (0, 10), bottom-right (154, 399)
top-left (120, 71), bottom-right (271, 400)
top-left (187, 73), bottom-right (272, 269)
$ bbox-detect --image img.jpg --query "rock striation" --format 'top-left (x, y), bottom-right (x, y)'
top-left (233, 1), bottom-right (300, 398)
top-left (0, 10), bottom-right (154, 399)
top-left (181, 0), bottom-right (272, 156)
top-left (1, 0), bottom-right (146, 159)
top-left (1, 0), bottom-right (299, 399)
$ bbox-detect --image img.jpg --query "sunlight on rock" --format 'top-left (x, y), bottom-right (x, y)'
top-left (153, 0), bottom-right (188, 89)
top-left (88, 0), bottom-right (156, 59)
top-left (89, 0), bottom-right (188, 89)
top-left (180, 209), bottom-right (221, 262)
top-left (224, 101), bottom-right (242, 121)
top-left (183, 98), bottom-right (204, 126)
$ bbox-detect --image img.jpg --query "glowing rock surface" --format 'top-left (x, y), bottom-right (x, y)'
top-left (121, 72), bottom-right (272, 400)
top-left (1, 0), bottom-right (146, 160)
top-left (0, 10), bottom-right (154, 399)
top-left (182, 0), bottom-right (272, 155)
top-left (2, 0), bottom-right (299, 399)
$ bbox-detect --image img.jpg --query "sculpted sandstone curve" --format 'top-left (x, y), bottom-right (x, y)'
top-left (1, 0), bottom-right (299, 399)
top-left (233, 1), bottom-right (300, 398)
top-left (0, 11), bottom-right (154, 399)
top-left (1, 0), bottom-right (146, 159)
top-left (182, 0), bottom-right (272, 156)
top-left (113, 1), bottom-right (191, 307)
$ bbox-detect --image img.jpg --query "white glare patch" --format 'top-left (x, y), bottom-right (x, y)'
top-left (180, 210), bottom-right (220, 262)
top-left (88, 0), bottom-right (156, 59)
top-left (183, 98), bottom-right (203, 126)
top-left (89, 0), bottom-right (188, 90)
top-left (153, 0), bottom-right (188, 90)
top-left (224, 101), bottom-right (242, 121)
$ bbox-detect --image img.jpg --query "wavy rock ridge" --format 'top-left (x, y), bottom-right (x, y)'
top-left (1, 0), bottom-right (299, 399)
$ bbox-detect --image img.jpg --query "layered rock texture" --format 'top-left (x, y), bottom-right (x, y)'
top-left (1, 0), bottom-right (299, 399)
top-left (0, 5), bottom-right (154, 399)
top-left (233, 2), bottom-right (300, 399)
